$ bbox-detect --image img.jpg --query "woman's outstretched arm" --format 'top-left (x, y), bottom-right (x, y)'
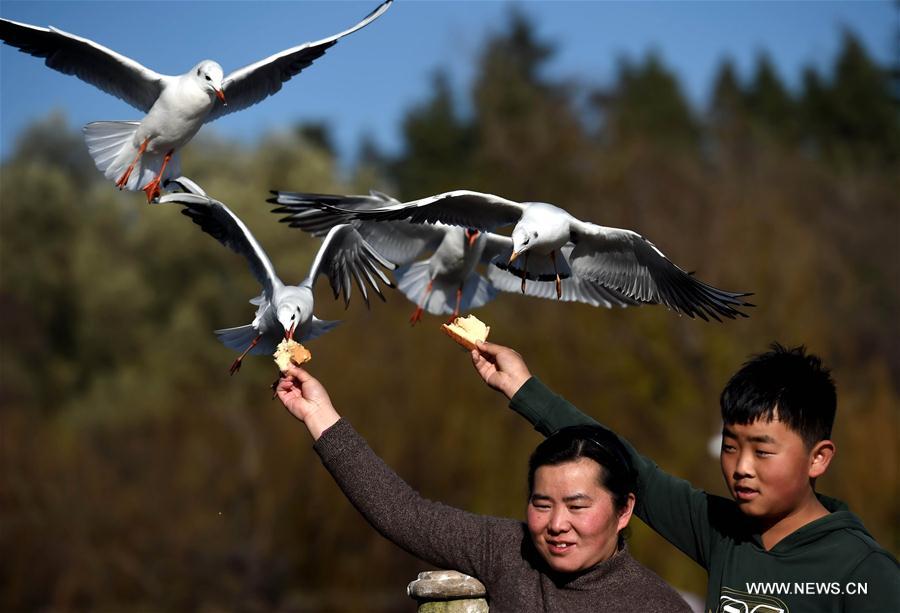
top-left (274, 365), bottom-right (513, 582)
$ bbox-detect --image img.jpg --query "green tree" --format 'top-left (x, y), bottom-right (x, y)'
top-left (826, 30), bottom-right (900, 163)
top-left (709, 59), bottom-right (754, 163)
top-left (470, 9), bottom-right (590, 202)
top-left (390, 70), bottom-right (475, 198)
top-left (598, 52), bottom-right (700, 150)
top-left (745, 53), bottom-right (798, 144)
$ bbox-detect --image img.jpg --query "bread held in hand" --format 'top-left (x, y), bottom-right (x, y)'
top-left (274, 339), bottom-right (312, 372)
top-left (442, 315), bottom-right (490, 351)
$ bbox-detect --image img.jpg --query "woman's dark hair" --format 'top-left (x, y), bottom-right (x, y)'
top-left (528, 424), bottom-right (636, 515)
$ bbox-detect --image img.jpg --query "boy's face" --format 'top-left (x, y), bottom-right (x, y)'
top-left (720, 416), bottom-right (821, 522)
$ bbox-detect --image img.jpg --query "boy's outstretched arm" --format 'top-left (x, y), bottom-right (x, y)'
top-left (470, 341), bottom-right (718, 570)
top-left (471, 341), bottom-right (600, 435)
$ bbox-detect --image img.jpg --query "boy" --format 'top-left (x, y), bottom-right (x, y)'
top-left (470, 341), bottom-right (899, 612)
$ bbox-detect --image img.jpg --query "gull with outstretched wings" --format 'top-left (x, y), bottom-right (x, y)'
top-left (158, 177), bottom-right (394, 374)
top-left (293, 189), bottom-right (753, 321)
top-left (0, 1), bottom-right (391, 201)
top-left (269, 190), bottom-right (638, 324)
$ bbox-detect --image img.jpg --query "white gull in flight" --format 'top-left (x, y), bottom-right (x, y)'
top-left (269, 190), bottom-right (638, 324)
top-left (158, 177), bottom-right (394, 374)
top-left (0, 1), bottom-right (392, 201)
top-left (299, 189), bottom-right (753, 321)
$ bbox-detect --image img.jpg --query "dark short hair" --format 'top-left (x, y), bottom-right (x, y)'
top-left (528, 425), bottom-right (636, 514)
top-left (720, 342), bottom-right (836, 448)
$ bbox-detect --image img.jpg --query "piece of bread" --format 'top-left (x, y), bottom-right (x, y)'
top-left (273, 338), bottom-right (312, 372)
top-left (441, 314), bottom-right (490, 350)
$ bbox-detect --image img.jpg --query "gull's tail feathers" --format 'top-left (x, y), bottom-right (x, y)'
top-left (83, 121), bottom-right (181, 191)
top-left (214, 324), bottom-right (277, 356)
top-left (300, 317), bottom-right (341, 343)
top-left (457, 272), bottom-right (498, 313)
top-left (395, 261), bottom-right (497, 315)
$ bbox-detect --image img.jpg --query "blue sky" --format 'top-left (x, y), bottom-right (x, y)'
top-left (1, 1), bottom-right (895, 165)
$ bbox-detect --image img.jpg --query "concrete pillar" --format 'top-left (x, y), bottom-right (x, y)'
top-left (407, 570), bottom-right (489, 613)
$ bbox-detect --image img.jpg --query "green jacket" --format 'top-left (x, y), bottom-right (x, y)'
top-left (511, 377), bottom-right (900, 613)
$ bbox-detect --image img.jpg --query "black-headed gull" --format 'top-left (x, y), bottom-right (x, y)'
top-left (0, 1), bottom-right (391, 202)
top-left (157, 177), bottom-right (394, 374)
top-left (298, 190), bottom-right (753, 321)
top-left (269, 190), bottom-right (638, 324)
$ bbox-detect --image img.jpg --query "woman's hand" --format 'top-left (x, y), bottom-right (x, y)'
top-left (276, 365), bottom-right (340, 440)
top-left (470, 341), bottom-right (532, 400)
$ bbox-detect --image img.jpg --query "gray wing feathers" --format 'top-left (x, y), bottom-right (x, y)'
top-left (305, 225), bottom-right (396, 308)
top-left (156, 190), bottom-right (279, 298)
top-left (308, 190), bottom-right (526, 232)
top-left (570, 224), bottom-right (752, 321)
top-left (206, 0), bottom-right (392, 121)
top-left (487, 264), bottom-right (637, 308)
top-left (0, 18), bottom-right (165, 112)
top-left (270, 190), bottom-right (445, 264)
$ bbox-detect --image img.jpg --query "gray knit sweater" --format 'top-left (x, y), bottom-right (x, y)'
top-left (314, 419), bottom-right (691, 613)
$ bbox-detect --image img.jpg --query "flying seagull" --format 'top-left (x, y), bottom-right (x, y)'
top-left (0, 1), bottom-right (392, 202)
top-left (269, 190), bottom-right (637, 324)
top-left (158, 177), bottom-right (395, 374)
top-left (296, 189), bottom-right (753, 321)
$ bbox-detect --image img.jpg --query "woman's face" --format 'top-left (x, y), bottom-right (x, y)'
top-left (527, 458), bottom-right (634, 573)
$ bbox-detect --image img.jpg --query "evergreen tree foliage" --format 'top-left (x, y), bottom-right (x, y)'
top-left (825, 31), bottom-right (900, 162)
top-left (470, 10), bottom-right (589, 201)
top-left (389, 71), bottom-right (475, 198)
top-left (295, 121), bottom-right (337, 158)
top-left (745, 53), bottom-right (798, 144)
top-left (708, 59), bottom-right (755, 164)
top-left (710, 59), bottom-right (744, 127)
top-left (599, 52), bottom-right (700, 149)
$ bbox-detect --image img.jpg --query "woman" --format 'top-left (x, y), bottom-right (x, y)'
top-left (276, 365), bottom-right (690, 613)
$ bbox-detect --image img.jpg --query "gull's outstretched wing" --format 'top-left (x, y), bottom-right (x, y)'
top-left (569, 221), bottom-right (753, 321)
top-left (270, 190), bottom-right (446, 265)
top-left (305, 224), bottom-right (396, 309)
top-left (303, 189), bottom-right (527, 232)
top-left (487, 265), bottom-right (639, 308)
top-left (164, 176), bottom-right (208, 197)
top-left (0, 18), bottom-right (166, 112)
top-left (157, 182), bottom-right (279, 300)
top-left (482, 238), bottom-right (638, 308)
top-left (207, 0), bottom-right (392, 121)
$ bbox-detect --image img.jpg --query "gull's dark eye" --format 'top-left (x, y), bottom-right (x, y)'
top-left (532, 231), bottom-right (538, 238)
top-left (205, 75), bottom-right (211, 81)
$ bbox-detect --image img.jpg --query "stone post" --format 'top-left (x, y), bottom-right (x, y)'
top-left (407, 570), bottom-right (489, 612)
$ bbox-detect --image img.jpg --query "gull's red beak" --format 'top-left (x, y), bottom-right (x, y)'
top-left (465, 229), bottom-right (480, 248)
top-left (509, 250), bottom-right (521, 263)
top-left (216, 89), bottom-right (227, 105)
top-left (285, 322), bottom-right (296, 340)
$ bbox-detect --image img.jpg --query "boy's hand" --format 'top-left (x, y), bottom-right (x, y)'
top-left (276, 365), bottom-right (340, 440)
top-left (470, 341), bottom-right (532, 400)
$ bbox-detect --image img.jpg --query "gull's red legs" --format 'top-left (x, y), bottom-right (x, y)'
top-left (116, 137), bottom-right (150, 190)
top-left (519, 252), bottom-right (530, 294)
top-left (551, 250), bottom-right (561, 299)
top-left (447, 286), bottom-right (463, 322)
top-left (409, 280), bottom-right (434, 326)
top-left (141, 149), bottom-right (175, 203)
top-left (229, 334), bottom-right (262, 376)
